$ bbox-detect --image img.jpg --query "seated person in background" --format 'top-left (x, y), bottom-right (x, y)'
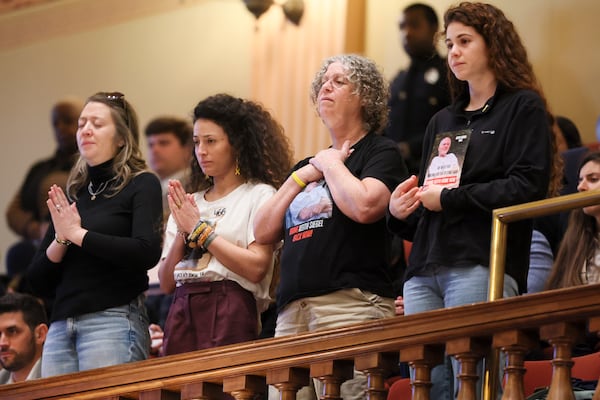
top-left (0, 292), bottom-right (48, 384)
top-left (528, 115), bottom-right (586, 293)
top-left (144, 116), bottom-right (193, 329)
top-left (546, 151), bottom-right (600, 289)
top-left (544, 151), bottom-right (600, 356)
top-left (5, 98), bottom-right (83, 280)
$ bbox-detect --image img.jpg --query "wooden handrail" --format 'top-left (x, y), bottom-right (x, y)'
top-left (488, 190), bottom-right (600, 300)
top-left (484, 190), bottom-right (600, 400)
top-left (1, 283), bottom-right (600, 399)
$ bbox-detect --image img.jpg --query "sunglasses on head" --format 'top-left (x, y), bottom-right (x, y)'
top-left (105, 92), bottom-right (130, 129)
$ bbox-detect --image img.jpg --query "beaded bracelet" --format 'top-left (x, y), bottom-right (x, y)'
top-left (197, 225), bottom-right (214, 247)
top-left (55, 234), bottom-right (72, 246)
top-left (187, 220), bottom-right (209, 247)
top-left (203, 230), bottom-right (217, 249)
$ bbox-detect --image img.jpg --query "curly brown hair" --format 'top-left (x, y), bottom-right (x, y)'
top-left (310, 54), bottom-right (389, 134)
top-left (443, 2), bottom-right (562, 196)
top-left (189, 93), bottom-right (294, 192)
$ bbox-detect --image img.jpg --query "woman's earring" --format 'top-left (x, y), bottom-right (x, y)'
top-left (235, 159), bottom-right (241, 176)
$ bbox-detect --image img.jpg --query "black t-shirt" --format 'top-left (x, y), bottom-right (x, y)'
top-left (277, 134), bottom-right (408, 310)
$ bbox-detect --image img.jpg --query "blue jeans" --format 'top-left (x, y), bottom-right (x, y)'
top-left (403, 265), bottom-right (518, 400)
top-left (41, 294), bottom-right (150, 377)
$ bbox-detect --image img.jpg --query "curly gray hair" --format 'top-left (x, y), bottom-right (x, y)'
top-left (310, 54), bottom-right (389, 134)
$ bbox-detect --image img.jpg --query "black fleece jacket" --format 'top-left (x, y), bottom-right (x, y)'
top-left (388, 86), bottom-right (552, 293)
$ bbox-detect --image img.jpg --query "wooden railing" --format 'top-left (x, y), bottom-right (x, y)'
top-left (4, 191), bottom-right (600, 399)
top-left (484, 190), bottom-right (600, 400)
top-left (1, 283), bottom-right (600, 400)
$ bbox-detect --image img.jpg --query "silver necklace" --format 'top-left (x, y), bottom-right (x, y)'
top-left (88, 178), bottom-right (116, 200)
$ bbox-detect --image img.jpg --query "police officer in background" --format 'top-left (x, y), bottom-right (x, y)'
top-left (384, 3), bottom-right (450, 176)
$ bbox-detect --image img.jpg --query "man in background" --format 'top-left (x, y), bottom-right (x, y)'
top-left (5, 98), bottom-right (83, 295)
top-left (0, 292), bottom-right (48, 384)
top-left (384, 5), bottom-right (450, 343)
top-left (144, 116), bottom-right (192, 330)
top-left (145, 116), bottom-right (193, 223)
top-left (384, 3), bottom-right (450, 176)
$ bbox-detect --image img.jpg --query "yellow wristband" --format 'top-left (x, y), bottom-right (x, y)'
top-left (291, 171), bottom-right (306, 189)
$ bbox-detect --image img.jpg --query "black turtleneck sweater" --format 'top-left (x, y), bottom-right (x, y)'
top-left (27, 160), bottom-right (163, 322)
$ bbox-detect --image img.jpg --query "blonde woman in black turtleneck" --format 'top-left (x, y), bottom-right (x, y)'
top-left (25, 92), bottom-right (163, 377)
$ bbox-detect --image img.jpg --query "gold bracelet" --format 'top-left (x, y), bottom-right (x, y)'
top-left (291, 171), bottom-right (307, 188)
top-left (55, 234), bottom-right (71, 246)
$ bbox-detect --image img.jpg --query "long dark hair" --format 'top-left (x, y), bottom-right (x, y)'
top-left (546, 152), bottom-right (600, 289)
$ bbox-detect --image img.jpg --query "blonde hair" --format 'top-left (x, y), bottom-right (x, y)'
top-left (67, 92), bottom-right (149, 200)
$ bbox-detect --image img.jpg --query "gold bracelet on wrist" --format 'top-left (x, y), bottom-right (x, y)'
top-left (55, 234), bottom-right (72, 246)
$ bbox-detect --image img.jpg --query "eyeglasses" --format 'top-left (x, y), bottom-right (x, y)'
top-left (320, 74), bottom-right (349, 90)
top-left (105, 92), bottom-right (130, 129)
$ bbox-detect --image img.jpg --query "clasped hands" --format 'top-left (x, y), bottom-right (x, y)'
top-left (167, 179), bottom-right (200, 235)
top-left (46, 184), bottom-right (84, 245)
top-left (389, 175), bottom-right (444, 220)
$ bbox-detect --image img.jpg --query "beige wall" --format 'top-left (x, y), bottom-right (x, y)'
top-left (1, 0), bottom-right (599, 273)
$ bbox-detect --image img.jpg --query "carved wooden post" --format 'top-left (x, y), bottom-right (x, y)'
top-left (589, 317), bottom-right (600, 400)
top-left (223, 375), bottom-right (266, 400)
top-left (540, 322), bottom-right (583, 400)
top-left (400, 344), bottom-right (444, 400)
top-left (310, 360), bottom-right (354, 400)
top-left (493, 330), bottom-right (537, 400)
top-left (181, 381), bottom-right (224, 400)
top-left (139, 389), bottom-right (180, 400)
top-left (354, 352), bottom-right (399, 400)
top-left (447, 338), bottom-right (488, 400)
top-left (267, 367), bottom-right (310, 400)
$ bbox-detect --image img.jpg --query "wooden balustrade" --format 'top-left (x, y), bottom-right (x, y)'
top-left (2, 283), bottom-right (600, 400)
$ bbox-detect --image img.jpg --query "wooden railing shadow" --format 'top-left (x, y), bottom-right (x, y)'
top-left (1, 283), bottom-right (600, 400)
